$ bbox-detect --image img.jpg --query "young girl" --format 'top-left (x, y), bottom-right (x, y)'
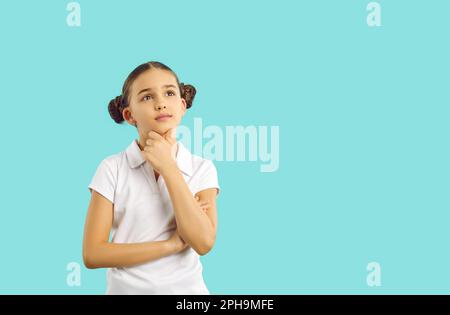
top-left (83, 61), bottom-right (220, 294)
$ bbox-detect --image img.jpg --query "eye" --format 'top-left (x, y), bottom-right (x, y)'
top-left (166, 90), bottom-right (176, 96)
top-left (142, 94), bottom-right (152, 101)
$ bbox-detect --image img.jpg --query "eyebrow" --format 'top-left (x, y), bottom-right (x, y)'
top-left (137, 84), bottom-right (177, 95)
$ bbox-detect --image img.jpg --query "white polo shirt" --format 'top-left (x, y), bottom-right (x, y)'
top-left (87, 138), bottom-right (220, 295)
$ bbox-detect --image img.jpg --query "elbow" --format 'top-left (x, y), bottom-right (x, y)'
top-left (178, 227), bottom-right (216, 256)
top-left (83, 253), bottom-right (97, 269)
top-left (197, 248), bottom-right (211, 256)
top-left (84, 261), bottom-right (96, 270)
top-left (82, 246), bottom-right (100, 269)
top-left (194, 237), bottom-right (215, 256)
top-left (83, 259), bottom-right (97, 270)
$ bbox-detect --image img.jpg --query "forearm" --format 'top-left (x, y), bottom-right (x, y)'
top-left (162, 165), bottom-right (214, 255)
top-left (83, 240), bottom-right (175, 269)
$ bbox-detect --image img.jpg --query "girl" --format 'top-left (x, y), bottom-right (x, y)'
top-left (83, 61), bottom-right (220, 294)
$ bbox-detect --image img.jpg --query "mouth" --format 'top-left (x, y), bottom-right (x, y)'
top-left (155, 114), bottom-right (173, 121)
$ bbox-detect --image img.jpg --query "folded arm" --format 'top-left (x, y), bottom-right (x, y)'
top-left (82, 190), bottom-right (179, 269)
top-left (162, 165), bottom-right (219, 256)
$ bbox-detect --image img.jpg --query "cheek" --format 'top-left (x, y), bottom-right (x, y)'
top-left (170, 107), bottom-right (183, 119)
top-left (172, 114), bottom-right (182, 125)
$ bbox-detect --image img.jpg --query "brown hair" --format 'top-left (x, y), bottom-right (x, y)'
top-left (108, 61), bottom-right (197, 124)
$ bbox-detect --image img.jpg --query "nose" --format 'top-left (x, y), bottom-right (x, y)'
top-left (155, 102), bottom-right (167, 110)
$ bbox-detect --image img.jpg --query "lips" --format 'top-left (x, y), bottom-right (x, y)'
top-left (155, 114), bottom-right (173, 121)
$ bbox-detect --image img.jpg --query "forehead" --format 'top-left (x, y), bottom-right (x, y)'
top-left (131, 69), bottom-right (177, 93)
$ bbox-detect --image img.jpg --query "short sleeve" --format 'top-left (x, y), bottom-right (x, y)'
top-left (195, 160), bottom-right (220, 196)
top-left (88, 158), bottom-right (117, 203)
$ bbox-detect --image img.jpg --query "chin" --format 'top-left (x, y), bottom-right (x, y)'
top-left (149, 124), bottom-right (176, 136)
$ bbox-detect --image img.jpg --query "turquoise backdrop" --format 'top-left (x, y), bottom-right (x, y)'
top-left (0, 0), bottom-right (449, 294)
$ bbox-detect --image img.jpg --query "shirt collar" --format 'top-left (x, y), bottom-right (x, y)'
top-left (125, 139), bottom-right (193, 177)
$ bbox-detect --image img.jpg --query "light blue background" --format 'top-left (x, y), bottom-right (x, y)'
top-left (0, 0), bottom-right (449, 294)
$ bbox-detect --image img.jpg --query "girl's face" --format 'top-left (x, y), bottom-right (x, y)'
top-left (123, 68), bottom-right (187, 136)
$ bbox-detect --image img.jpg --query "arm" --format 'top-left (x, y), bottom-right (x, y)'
top-left (141, 130), bottom-right (219, 256)
top-left (162, 165), bottom-right (218, 256)
top-left (82, 190), bottom-right (184, 269)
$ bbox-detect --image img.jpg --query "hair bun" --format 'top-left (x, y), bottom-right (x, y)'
top-left (180, 83), bottom-right (196, 109)
top-left (108, 95), bottom-right (124, 124)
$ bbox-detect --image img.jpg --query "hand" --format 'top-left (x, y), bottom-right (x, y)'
top-left (141, 128), bottom-right (178, 175)
top-left (167, 228), bottom-right (188, 253)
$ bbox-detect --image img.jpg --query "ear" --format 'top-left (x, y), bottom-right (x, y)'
top-left (180, 98), bottom-right (187, 116)
top-left (123, 107), bottom-right (137, 126)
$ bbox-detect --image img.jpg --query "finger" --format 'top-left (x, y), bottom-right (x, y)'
top-left (148, 130), bottom-right (164, 140)
top-left (163, 128), bottom-right (177, 143)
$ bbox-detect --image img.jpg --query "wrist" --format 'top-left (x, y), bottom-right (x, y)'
top-left (160, 161), bottom-right (179, 177)
top-left (163, 240), bottom-right (178, 255)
